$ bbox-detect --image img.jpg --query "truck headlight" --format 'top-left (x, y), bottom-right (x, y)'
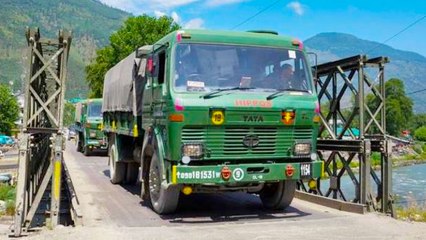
top-left (294, 142), bottom-right (311, 155)
top-left (89, 131), bottom-right (96, 138)
top-left (182, 143), bottom-right (203, 158)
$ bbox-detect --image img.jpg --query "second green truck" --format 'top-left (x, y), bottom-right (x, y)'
top-left (75, 99), bottom-right (108, 156)
top-left (102, 29), bottom-right (323, 214)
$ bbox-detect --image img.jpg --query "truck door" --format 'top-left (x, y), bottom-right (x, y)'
top-left (151, 47), bottom-right (168, 126)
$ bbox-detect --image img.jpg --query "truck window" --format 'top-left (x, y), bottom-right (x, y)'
top-left (157, 51), bottom-right (166, 85)
top-left (173, 43), bottom-right (313, 93)
top-left (88, 103), bottom-right (102, 118)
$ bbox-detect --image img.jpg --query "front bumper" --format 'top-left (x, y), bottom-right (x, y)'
top-left (86, 139), bottom-right (108, 150)
top-left (171, 161), bottom-right (323, 184)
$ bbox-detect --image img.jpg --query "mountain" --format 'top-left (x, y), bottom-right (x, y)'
top-left (0, 0), bottom-right (130, 98)
top-left (304, 32), bottom-right (426, 113)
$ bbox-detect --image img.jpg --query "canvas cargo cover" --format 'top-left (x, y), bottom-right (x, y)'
top-left (102, 46), bottom-right (151, 115)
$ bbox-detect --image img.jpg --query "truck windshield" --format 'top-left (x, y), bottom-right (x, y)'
top-left (173, 43), bottom-right (312, 93)
top-left (88, 103), bottom-right (102, 118)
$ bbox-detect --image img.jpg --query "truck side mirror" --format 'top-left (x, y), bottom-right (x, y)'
top-left (307, 52), bottom-right (318, 82)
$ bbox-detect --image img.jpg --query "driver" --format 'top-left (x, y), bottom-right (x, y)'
top-left (278, 63), bottom-right (294, 89)
top-left (175, 54), bottom-right (201, 87)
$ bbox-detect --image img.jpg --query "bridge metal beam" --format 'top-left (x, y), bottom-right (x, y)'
top-left (12, 28), bottom-right (72, 236)
top-left (299, 55), bottom-right (394, 216)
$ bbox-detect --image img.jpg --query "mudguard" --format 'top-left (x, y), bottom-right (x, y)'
top-left (140, 126), bottom-right (168, 190)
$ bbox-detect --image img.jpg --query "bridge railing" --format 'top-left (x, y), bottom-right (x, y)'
top-left (298, 55), bottom-right (394, 216)
top-left (12, 28), bottom-right (72, 236)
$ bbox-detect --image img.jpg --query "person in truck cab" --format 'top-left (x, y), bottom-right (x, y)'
top-left (261, 63), bottom-right (294, 89)
top-left (278, 63), bottom-right (294, 89)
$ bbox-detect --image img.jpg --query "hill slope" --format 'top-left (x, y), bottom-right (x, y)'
top-left (0, 0), bottom-right (130, 98)
top-left (305, 32), bottom-right (426, 113)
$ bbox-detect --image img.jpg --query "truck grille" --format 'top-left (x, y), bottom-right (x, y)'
top-left (182, 127), bottom-right (313, 159)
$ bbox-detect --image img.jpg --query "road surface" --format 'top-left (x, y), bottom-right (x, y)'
top-left (24, 141), bottom-right (426, 239)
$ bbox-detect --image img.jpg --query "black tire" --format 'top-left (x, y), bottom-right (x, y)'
top-left (83, 146), bottom-right (91, 156)
top-left (76, 134), bottom-right (82, 152)
top-left (109, 140), bottom-right (125, 184)
top-left (148, 152), bottom-right (179, 214)
top-left (260, 180), bottom-right (296, 210)
top-left (125, 162), bottom-right (139, 184)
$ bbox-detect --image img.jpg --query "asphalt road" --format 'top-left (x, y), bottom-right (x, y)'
top-left (63, 140), bottom-right (342, 226)
top-left (31, 140), bottom-right (425, 240)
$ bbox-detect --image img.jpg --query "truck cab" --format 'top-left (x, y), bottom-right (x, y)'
top-left (103, 29), bottom-right (323, 214)
top-left (75, 99), bottom-right (107, 155)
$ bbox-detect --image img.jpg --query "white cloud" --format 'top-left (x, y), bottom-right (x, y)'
top-left (206, 0), bottom-right (248, 7)
top-left (286, 1), bottom-right (305, 16)
top-left (171, 11), bottom-right (181, 23)
top-left (184, 18), bottom-right (205, 29)
top-left (154, 10), bottom-right (166, 17)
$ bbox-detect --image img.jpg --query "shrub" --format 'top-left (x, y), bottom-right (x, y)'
top-left (413, 144), bottom-right (423, 154)
top-left (0, 184), bottom-right (15, 201)
top-left (5, 200), bottom-right (15, 215)
top-left (371, 152), bottom-right (381, 166)
top-left (414, 126), bottom-right (426, 141)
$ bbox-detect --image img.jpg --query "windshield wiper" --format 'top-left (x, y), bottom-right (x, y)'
top-left (201, 87), bottom-right (254, 99)
top-left (266, 88), bottom-right (311, 100)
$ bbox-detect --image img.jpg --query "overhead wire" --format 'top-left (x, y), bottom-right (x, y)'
top-left (365, 15), bottom-right (426, 54)
top-left (230, 0), bottom-right (283, 30)
top-left (407, 88), bottom-right (426, 95)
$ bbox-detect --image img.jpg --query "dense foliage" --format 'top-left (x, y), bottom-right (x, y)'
top-left (366, 78), bottom-right (414, 136)
top-left (0, 84), bottom-right (19, 134)
top-left (414, 127), bottom-right (426, 141)
top-left (385, 79), bottom-right (413, 135)
top-left (85, 15), bottom-right (180, 97)
top-left (63, 101), bottom-right (76, 127)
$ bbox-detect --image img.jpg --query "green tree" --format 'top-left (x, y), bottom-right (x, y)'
top-left (366, 78), bottom-right (413, 136)
top-left (0, 84), bottom-right (19, 135)
top-left (410, 113), bottom-right (426, 132)
top-left (86, 15), bottom-right (180, 97)
top-left (414, 126), bottom-right (426, 141)
top-left (63, 102), bottom-right (76, 127)
top-left (385, 78), bottom-right (413, 135)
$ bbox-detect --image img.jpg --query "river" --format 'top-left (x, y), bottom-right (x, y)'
top-left (318, 163), bottom-right (426, 207)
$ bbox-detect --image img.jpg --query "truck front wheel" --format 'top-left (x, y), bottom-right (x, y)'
top-left (148, 152), bottom-right (179, 214)
top-left (109, 141), bottom-right (125, 184)
top-left (76, 134), bottom-right (82, 152)
top-left (83, 146), bottom-right (91, 156)
top-left (260, 180), bottom-right (296, 210)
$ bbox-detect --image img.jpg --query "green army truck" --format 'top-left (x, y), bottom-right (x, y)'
top-left (75, 99), bottom-right (107, 156)
top-left (102, 29), bottom-right (323, 214)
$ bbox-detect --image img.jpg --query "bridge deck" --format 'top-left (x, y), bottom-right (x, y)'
top-left (48, 141), bottom-right (426, 239)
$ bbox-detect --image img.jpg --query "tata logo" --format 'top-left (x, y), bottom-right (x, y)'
top-left (243, 135), bottom-right (260, 148)
top-left (243, 115), bottom-right (264, 122)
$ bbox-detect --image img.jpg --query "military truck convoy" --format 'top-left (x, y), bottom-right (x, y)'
top-left (102, 29), bottom-right (323, 214)
top-left (75, 99), bottom-right (107, 155)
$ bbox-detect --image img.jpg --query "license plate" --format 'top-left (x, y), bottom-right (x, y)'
top-left (300, 163), bottom-right (311, 177)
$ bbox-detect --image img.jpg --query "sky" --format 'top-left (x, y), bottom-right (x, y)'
top-left (98, 0), bottom-right (426, 57)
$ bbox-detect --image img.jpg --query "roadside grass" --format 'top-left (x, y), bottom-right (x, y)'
top-left (396, 201), bottom-right (426, 222)
top-left (0, 183), bottom-right (16, 216)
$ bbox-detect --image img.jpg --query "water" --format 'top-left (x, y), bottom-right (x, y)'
top-left (393, 163), bottom-right (426, 206)
top-left (319, 163), bottom-right (426, 206)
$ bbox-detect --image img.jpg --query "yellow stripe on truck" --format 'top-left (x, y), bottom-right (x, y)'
top-left (172, 165), bottom-right (177, 184)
